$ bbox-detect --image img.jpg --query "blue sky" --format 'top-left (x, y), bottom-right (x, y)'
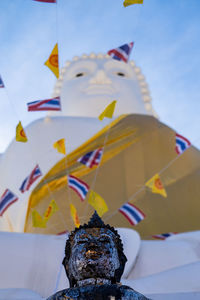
top-left (0, 0), bottom-right (200, 152)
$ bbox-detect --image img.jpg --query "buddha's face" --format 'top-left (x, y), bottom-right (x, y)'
top-left (67, 227), bottom-right (120, 282)
top-left (56, 57), bottom-right (148, 117)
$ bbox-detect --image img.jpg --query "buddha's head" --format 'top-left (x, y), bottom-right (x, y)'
top-left (62, 211), bottom-right (127, 287)
top-left (51, 53), bottom-right (157, 118)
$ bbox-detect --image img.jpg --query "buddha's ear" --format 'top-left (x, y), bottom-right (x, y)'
top-left (62, 256), bottom-right (77, 287)
top-left (62, 257), bottom-right (69, 275)
top-left (62, 257), bottom-right (67, 267)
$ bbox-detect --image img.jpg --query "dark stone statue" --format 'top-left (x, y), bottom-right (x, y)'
top-left (47, 211), bottom-right (150, 300)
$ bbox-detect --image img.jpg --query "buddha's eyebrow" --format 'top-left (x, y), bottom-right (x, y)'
top-left (77, 234), bottom-right (89, 240)
top-left (99, 234), bottom-right (111, 239)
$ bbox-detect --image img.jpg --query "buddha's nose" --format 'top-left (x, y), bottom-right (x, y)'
top-left (86, 239), bottom-right (98, 249)
top-left (89, 70), bottom-right (111, 85)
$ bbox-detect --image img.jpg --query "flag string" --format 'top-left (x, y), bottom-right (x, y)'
top-left (104, 142), bottom-right (190, 224)
top-left (82, 118), bottom-right (115, 222)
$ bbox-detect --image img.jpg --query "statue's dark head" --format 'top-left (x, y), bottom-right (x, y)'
top-left (62, 211), bottom-right (127, 287)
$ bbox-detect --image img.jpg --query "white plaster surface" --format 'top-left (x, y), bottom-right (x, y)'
top-left (123, 261), bottom-right (200, 294)
top-left (128, 234), bottom-right (200, 279)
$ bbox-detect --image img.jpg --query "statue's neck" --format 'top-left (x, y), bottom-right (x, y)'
top-left (77, 278), bottom-right (111, 287)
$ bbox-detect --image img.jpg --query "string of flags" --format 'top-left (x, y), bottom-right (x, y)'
top-left (18, 127), bottom-right (192, 229)
top-left (0, 77), bottom-right (193, 236)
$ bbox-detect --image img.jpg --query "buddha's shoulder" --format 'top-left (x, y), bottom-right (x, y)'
top-left (120, 285), bottom-right (150, 299)
top-left (47, 285), bottom-right (150, 300)
top-left (46, 288), bottom-right (71, 300)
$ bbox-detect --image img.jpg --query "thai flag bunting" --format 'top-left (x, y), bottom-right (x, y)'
top-left (119, 202), bottom-right (145, 226)
top-left (175, 133), bottom-right (191, 155)
top-left (33, 0), bottom-right (56, 3)
top-left (27, 96), bottom-right (61, 111)
top-left (77, 148), bottom-right (103, 168)
top-left (152, 232), bottom-right (177, 240)
top-left (0, 189), bottom-right (18, 216)
top-left (107, 42), bottom-right (134, 63)
top-left (19, 164), bottom-right (42, 193)
top-left (68, 175), bottom-right (89, 202)
top-left (0, 76), bottom-right (4, 88)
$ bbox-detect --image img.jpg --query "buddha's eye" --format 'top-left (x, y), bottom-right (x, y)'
top-left (99, 237), bottom-right (110, 243)
top-left (77, 240), bottom-right (87, 244)
top-left (116, 72), bottom-right (125, 77)
top-left (75, 72), bottom-right (85, 77)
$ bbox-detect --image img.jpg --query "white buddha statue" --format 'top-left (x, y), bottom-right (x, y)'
top-left (0, 52), bottom-right (199, 239)
top-left (0, 54), bottom-right (156, 233)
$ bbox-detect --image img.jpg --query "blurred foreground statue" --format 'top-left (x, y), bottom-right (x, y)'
top-left (47, 212), bottom-right (149, 300)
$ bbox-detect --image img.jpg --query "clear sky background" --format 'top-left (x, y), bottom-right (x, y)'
top-left (0, 0), bottom-right (199, 152)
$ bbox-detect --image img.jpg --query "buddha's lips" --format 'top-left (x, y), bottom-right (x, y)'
top-left (85, 249), bottom-right (101, 260)
top-left (83, 85), bottom-right (116, 95)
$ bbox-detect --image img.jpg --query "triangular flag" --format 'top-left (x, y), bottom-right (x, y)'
top-left (98, 100), bottom-right (117, 121)
top-left (145, 173), bottom-right (167, 198)
top-left (107, 42), bottom-right (134, 63)
top-left (44, 43), bottom-right (59, 78)
top-left (53, 138), bottom-right (66, 155)
top-left (123, 0), bottom-right (143, 7)
top-left (16, 121), bottom-right (28, 142)
top-left (32, 210), bottom-right (46, 228)
top-left (88, 190), bottom-right (108, 217)
top-left (70, 204), bottom-right (80, 228)
top-left (43, 199), bottom-right (59, 222)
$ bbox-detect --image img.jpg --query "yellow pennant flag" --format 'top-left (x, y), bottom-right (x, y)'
top-left (53, 138), bottom-right (66, 155)
top-left (70, 204), bottom-right (80, 228)
top-left (88, 190), bottom-right (108, 217)
top-left (43, 199), bottom-right (59, 222)
top-left (123, 0), bottom-right (143, 7)
top-left (32, 210), bottom-right (46, 228)
top-left (98, 100), bottom-right (117, 121)
top-left (145, 173), bottom-right (167, 198)
top-left (44, 43), bottom-right (59, 78)
top-left (16, 121), bottom-right (28, 143)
